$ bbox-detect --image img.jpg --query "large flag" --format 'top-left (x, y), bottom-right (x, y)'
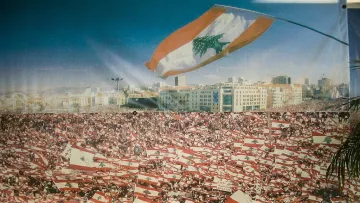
top-left (69, 145), bottom-right (96, 171)
top-left (146, 5), bottom-right (274, 78)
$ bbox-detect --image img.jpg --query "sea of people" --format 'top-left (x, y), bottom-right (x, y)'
top-left (0, 111), bottom-right (358, 203)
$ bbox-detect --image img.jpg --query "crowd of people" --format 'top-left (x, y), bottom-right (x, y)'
top-left (266, 99), bottom-right (347, 112)
top-left (0, 111), bottom-right (357, 203)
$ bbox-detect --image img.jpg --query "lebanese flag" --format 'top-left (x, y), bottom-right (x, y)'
top-left (177, 149), bottom-right (197, 159)
top-left (231, 154), bottom-right (257, 163)
top-left (234, 141), bottom-right (243, 149)
top-left (94, 153), bottom-right (108, 161)
top-left (137, 174), bottom-right (160, 185)
top-left (69, 145), bottom-right (96, 171)
top-left (134, 185), bottom-right (159, 197)
top-left (164, 173), bottom-right (182, 181)
top-left (243, 138), bottom-right (265, 147)
top-left (145, 5), bottom-right (274, 78)
top-left (146, 148), bottom-right (163, 156)
top-left (271, 120), bottom-right (291, 129)
top-left (118, 160), bottom-right (140, 168)
top-left (191, 146), bottom-right (213, 153)
top-left (53, 181), bottom-right (79, 191)
top-left (175, 156), bottom-right (192, 166)
top-left (95, 161), bottom-right (116, 171)
top-left (226, 190), bottom-right (252, 203)
top-left (312, 132), bottom-right (341, 145)
top-left (88, 192), bottom-right (111, 203)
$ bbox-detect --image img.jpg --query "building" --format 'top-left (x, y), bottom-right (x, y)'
top-left (127, 97), bottom-right (158, 109)
top-left (272, 76), bottom-right (291, 85)
top-left (158, 86), bottom-right (192, 111)
top-left (337, 83), bottom-right (349, 97)
top-left (158, 83), bottom-right (267, 112)
top-left (318, 77), bottom-right (332, 93)
top-left (228, 77), bottom-right (236, 83)
top-left (302, 85), bottom-right (314, 99)
top-left (262, 84), bottom-right (302, 108)
top-left (305, 78), bottom-right (310, 85)
top-left (152, 82), bottom-right (166, 90)
top-left (175, 75), bottom-right (186, 87)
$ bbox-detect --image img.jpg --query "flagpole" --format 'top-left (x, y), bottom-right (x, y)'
top-left (214, 4), bottom-right (349, 46)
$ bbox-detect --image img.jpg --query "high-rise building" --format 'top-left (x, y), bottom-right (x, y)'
top-left (305, 78), bottom-right (310, 85)
top-left (153, 82), bottom-right (166, 90)
top-left (261, 84), bottom-right (302, 108)
top-left (228, 77), bottom-right (236, 83)
top-left (175, 75), bottom-right (186, 87)
top-left (318, 77), bottom-right (332, 92)
top-left (272, 76), bottom-right (291, 85)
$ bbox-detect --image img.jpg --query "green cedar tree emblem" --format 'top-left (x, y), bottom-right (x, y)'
top-left (193, 33), bottom-right (230, 57)
top-left (324, 136), bottom-right (332, 144)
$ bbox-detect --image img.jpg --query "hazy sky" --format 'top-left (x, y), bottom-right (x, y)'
top-left (0, 0), bottom-right (350, 92)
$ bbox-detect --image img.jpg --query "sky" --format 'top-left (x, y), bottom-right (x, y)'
top-left (0, 0), bottom-right (351, 93)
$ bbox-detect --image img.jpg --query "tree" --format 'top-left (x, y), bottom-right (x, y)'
top-left (326, 87), bottom-right (360, 188)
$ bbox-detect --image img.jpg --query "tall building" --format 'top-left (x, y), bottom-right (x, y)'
top-left (238, 77), bottom-right (244, 84)
top-left (337, 83), bottom-right (349, 97)
top-left (272, 76), bottom-right (291, 85)
top-left (261, 84), bottom-right (302, 108)
top-left (153, 82), bottom-right (166, 90)
top-left (318, 77), bottom-right (332, 92)
top-left (175, 75), bottom-right (186, 87)
top-left (305, 78), bottom-right (310, 85)
top-left (228, 77), bottom-right (236, 83)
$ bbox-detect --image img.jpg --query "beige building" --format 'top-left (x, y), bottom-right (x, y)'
top-left (175, 75), bottom-right (186, 87)
top-left (159, 83), bottom-right (267, 112)
top-left (262, 84), bottom-right (302, 108)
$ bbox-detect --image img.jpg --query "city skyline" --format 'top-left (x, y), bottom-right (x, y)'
top-left (0, 0), bottom-right (350, 93)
